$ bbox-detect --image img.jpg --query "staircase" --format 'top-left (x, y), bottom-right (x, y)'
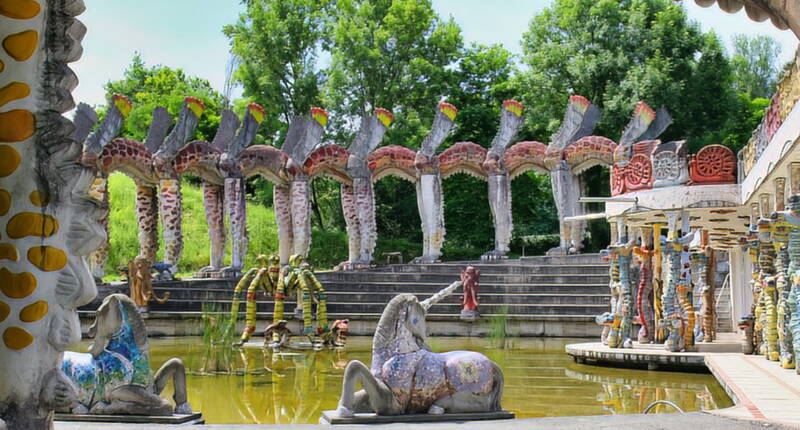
top-left (80, 254), bottom-right (610, 337)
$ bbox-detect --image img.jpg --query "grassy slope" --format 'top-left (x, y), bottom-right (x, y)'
top-left (105, 173), bottom-right (419, 278)
top-left (106, 173), bottom-right (278, 277)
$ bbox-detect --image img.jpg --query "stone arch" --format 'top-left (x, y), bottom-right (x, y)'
top-left (439, 142), bottom-right (489, 180)
top-left (368, 145), bottom-right (417, 183)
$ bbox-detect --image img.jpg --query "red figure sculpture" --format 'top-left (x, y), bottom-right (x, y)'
top-left (460, 265), bottom-right (481, 321)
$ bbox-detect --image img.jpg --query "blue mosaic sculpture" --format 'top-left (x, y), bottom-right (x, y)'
top-left (61, 294), bottom-right (192, 416)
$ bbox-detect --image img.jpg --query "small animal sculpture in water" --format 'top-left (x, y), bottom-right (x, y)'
top-left (61, 294), bottom-right (192, 416)
top-left (325, 319), bottom-right (350, 347)
top-left (332, 276), bottom-right (504, 418)
top-left (263, 320), bottom-right (292, 348)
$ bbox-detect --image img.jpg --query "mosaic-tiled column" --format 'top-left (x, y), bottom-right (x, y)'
top-left (785, 163), bottom-right (800, 372)
top-left (772, 177), bottom-right (795, 367)
top-left (634, 227), bottom-right (655, 343)
top-left (758, 193), bottom-right (779, 360)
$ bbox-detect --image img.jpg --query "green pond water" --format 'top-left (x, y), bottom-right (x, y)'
top-left (82, 336), bottom-right (733, 424)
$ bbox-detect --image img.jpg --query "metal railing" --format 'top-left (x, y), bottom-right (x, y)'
top-left (642, 400), bottom-right (685, 414)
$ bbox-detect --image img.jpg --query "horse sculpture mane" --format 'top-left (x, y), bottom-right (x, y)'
top-left (115, 294), bottom-right (149, 354)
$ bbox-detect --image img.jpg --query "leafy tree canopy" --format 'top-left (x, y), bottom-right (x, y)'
top-left (104, 54), bottom-right (225, 142)
top-left (515, 0), bottom-right (737, 148)
top-left (224, 0), bottom-right (332, 142)
top-left (731, 34), bottom-right (782, 99)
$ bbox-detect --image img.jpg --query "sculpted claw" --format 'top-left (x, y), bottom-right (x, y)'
top-left (174, 402), bottom-right (193, 414)
top-left (427, 405), bottom-right (445, 415)
top-left (334, 405), bottom-right (354, 418)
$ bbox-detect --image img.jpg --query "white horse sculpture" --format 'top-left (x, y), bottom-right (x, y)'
top-left (61, 294), bottom-right (192, 415)
top-left (333, 280), bottom-right (504, 417)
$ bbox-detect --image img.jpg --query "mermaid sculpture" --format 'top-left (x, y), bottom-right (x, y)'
top-left (330, 274), bottom-right (505, 418)
top-left (61, 294), bottom-right (191, 416)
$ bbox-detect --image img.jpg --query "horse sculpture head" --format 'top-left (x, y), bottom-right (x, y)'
top-left (87, 294), bottom-right (148, 359)
top-left (372, 281), bottom-right (461, 355)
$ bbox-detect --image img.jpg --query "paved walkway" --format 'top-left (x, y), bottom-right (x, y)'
top-left (707, 354), bottom-right (800, 426)
top-left (54, 412), bottom-right (792, 429)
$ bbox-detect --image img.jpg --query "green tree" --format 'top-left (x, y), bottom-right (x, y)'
top-left (223, 0), bottom-right (331, 141)
top-left (320, 0), bottom-right (463, 242)
top-left (516, 0), bottom-right (736, 148)
top-left (104, 54), bottom-right (225, 142)
top-left (731, 34), bottom-right (781, 99)
top-left (324, 0), bottom-right (462, 144)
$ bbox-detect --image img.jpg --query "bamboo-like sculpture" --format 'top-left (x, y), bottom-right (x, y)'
top-left (747, 202), bottom-right (763, 354)
top-left (273, 255), bottom-right (329, 343)
top-left (229, 254), bottom-right (280, 344)
top-left (758, 193), bottom-right (780, 360)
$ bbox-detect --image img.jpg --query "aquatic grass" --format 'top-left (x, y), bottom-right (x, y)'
top-left (487, 305), bottom-right (517, 349)
top-left (198, 303), bottom-right (238, 374)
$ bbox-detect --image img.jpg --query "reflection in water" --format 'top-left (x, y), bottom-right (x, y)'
top-left (96, 336), bottom-right (732, 424)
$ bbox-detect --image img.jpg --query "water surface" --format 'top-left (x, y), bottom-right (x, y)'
top-left (96, 336), bottom-right (732, 424)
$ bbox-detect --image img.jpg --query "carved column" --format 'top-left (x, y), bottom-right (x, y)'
top-left (772, 177), bottom-right (794, 367)
top-left (224, 177), bottom-right (247, 274)
top-left (635, 227), bottom-right (655, 343)
top-left (758, 193), bottom-right (779, 360)
top-left (273, 184), bottom-right (293, 265)
top-left (652, 223), bottom-right (665, 343)
top-left (785, 163), bottom-right (800, 372)
top-left (662, 212), bottom-right (685, 352)
top-left (201, 183), bottom-right (227, 273)
top-left (88, 174), bottom-right (109, 280)
top-left (135, 183), bottom-right (159, 262)
top-left (0, 1), bottom-right (103, 427)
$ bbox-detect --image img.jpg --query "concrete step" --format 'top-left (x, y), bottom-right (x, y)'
top-left (146, 298), bottom-right (609, 316)
top-left (89, 283), bottom-right (610, 299)
top-left (317, 272), bottom-right (609, 285)
top-left (362, 263), bottom-right (609, 275)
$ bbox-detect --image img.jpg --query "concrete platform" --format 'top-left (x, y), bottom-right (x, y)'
top-left (54, 412), bottom-right (203, 424)
top-left (319, 410), bottom-right (515, 425)
top-left (566, 334), bottom-right (743, 370)
top-left (54, 412), bottom-right (792, 429)
top-left (566, 339), bottom-right (800, 428)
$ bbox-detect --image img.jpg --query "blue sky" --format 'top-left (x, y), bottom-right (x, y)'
top-left (71, 1), bottom-right (799, 107)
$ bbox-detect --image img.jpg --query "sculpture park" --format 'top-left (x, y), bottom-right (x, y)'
top-left (2, 0), bottom-right (800, 428)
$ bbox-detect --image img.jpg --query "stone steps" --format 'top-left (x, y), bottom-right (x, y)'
top-left (82, 255), bottom-right (610, 337)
